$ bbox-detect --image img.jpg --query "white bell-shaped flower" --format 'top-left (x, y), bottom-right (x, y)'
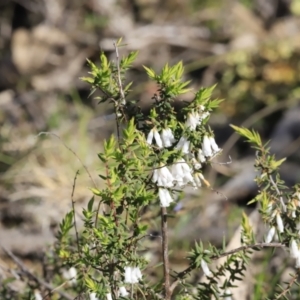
top-left (106, 293), bottom-right (112, 300)
top-left (276, 213), bottom-right (284, 233)
top-left (296, 251), bottom-right (300, 268)
top-left (34, 291), bottom-right (43, 300)
top-left (119, 286), bottom-right (129, 297)
top-left (147, 128), bottom-right (163, 149)
top-left (202, 135), bottom-right (220, 157)
top-left (158, 188), bottom-right (174, 207)
top-left (124, 266), bottom-right (142, 284)
top-left (198, 149), bottom-right (206, 163)
top-left (290, 239), bottom-right (299, 259)
top-left (152, 165), bottom-right (174, 188)
top-left (89, 292), bottom-right (99, 300)
top-left (191, 157), bottom-right (202, 170)
top-left (223, 289), bottom-right (232, 300)
top-left (171, 158), bottom-right (195, 187)
top-left (202, 135), bottom-right (213, 157)
top-left (265, 226), bottom-right (276, 243)
top-left (175, 136), bottom-right (190, 154)
top-left (161, 128), bottom-right (176, 147)
top-left (201, 259), bottom-right (212, 277)
top-left (209, 136), bottom-right (220, 153)
top-left (185, 112), bottom-right (201, 130)
top-left (199, 105), bottom-right (210, 121)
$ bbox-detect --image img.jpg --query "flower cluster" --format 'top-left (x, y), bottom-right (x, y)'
top-left (185, 106), bottom-right (210, 130)
top-left (149, 110), bottom-right (221, 206)
top-left (147, 127), bottom-right (176, 149)
top-left (202, 135), bottom-right (220, 157)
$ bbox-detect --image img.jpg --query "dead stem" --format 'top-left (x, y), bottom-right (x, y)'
top-left (161, 206), bottom-right (171, 300)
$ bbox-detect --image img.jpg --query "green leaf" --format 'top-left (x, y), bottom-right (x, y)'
top-left (87, 197), bottom-right (95, 212)
top-left (116, 37), bottom-right (123, 46)
top-left (230, 125), bottom-right (262, 147)
top-left (270, 157), bottom-right (286, 169)
top-left (85, 277), bottom-right (97, 291)
top-left (143, 66), bottom-right (156, 79)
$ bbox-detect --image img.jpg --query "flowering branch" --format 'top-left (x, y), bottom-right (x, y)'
top-left (170, 242), bottom-right (284, 292)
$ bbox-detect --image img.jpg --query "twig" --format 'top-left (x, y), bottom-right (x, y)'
top-left (36, 132), bottom-right (96, 188)
top-left (113, 41), bottom-right (126, 106)
top-left (269, 175), bottom-right (287, 212)
top-left (274, 271), bottom-right (299, 300)
top-left (71, 170), bottom-right (81, 256)
top-left (211, 156), bottom-right (232, 165)
top-left (1, 246), bottom-right (73, 300)
top-left (161, 207), bottom-right (171, 300)
top-left (113, 41), bottom-right (125, 147)
top-left (170, 242), bottom-right (284, 292)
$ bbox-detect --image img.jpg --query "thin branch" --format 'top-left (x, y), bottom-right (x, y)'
top-left (211, 155), bottom-right (232, 165)
top-left (71, 170), bottom-right (81, 256)
top-left (36, 132), bottom-right (96, 188)
top-left (269, 174), bottom-right (287, 212)
top-left (161, 207), bottom-right (171, 300)
top-left (113, 42), bottom-right (126, 106)
top-left (170, 242), bottom-right (284, 292)
top-left (274, 271), bottom-right (299, 300)
top-left (1, 246), bottom-right (73, 300)
top-left (113, 41), bottom-right (125, 148)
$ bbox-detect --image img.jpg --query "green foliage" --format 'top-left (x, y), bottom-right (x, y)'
top-left (56, 46), bottom-right (300, 299)
top-left (4, 42), bottom-right (300, 300)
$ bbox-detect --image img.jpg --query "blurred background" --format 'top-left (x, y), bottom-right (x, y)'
top-left (1, 0), bottom-right (300, 298)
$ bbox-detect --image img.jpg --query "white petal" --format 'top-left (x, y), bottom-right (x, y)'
top-left (166, 128), bottom-right (176, 143)
top-left (276, 214), bottom-right (284, 233)
top-left (209, 136), bottom-right (220, 153)
top-left (201, 259), bottom-right (212, 277)
top-left (223, 289), bottom-right (232, 300)
top-left (198, 149), bottom-right (206, 163)
top-left (89, 293), bottom-right (99, 300)
top-left (290, 239), bottom-right (299, 259)
top-left (146, 129), bottom-right (154, 145)
top-left (106, 293), bottom-right (112, 300)
top-left (265, 226), bottom-right (276, 243)
top-left (153, 129), bottom-right (163, 148)
top-left (155, 166), bottom-right (174, 188)
top-left (182, 140), bottom-right (190, 154)
top-left (191, 157), bottom-right (202, 170)
top-left (200, 111), bottom-right (210, 121)
top-left (202, 136), bottom-right (213, 157)
top-left (124, 266), bottom-right (132, 283)
top-left (159, 188), bottom-right (173, 207)
top-left (152, 169), bottom-right (158, 183)
top-left (175, 136), bottom-right (190, 153)
top-left (161, 128), bottom-right (176, 147)
top-left (176, 136), bottom-right (185, 148)
top-left (134, 267), bottom-right (142, 280)
top-left (185, 112), bottom-right (200, 130)
top-left (119, 286), bottom-right (129, 297)
top-left (34, 291), bottom-right (43, 300)
top-left (296, 251), bottom-right (300, 268)
top-left (171, 162), bottom-right (183, 181)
